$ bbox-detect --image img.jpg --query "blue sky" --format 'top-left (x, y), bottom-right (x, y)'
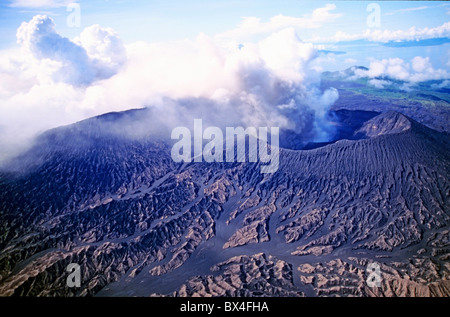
top-left (0, 1), bottom-right (449, 44)
top-left (1, 1), bottom-right (449, 70)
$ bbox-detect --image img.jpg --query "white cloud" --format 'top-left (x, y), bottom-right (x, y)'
top-left (385, 6), bottom-right (429, 16)
top-left (0, 15), bottom-right (339, 164)
top-left (368, 79), bottom-right (391, 89)
top-left (431, 79), bottom-right (450, 89)
top-left (75, 25), bottom-right (127, 80)
top-left (399, 82), bottom-right (414, 92)
top-left (344, 58), bottom-right (357, 64)
top-left (355, 56), bottom-right (450, 83)
top-left (16, 15), bottom-right (126, 86)
top-left (411, 56), bottom-right (429, 73)
top-left (319, 21), bottom-right (450, 43)
top-left (216, 4), bottom-right (341, 42)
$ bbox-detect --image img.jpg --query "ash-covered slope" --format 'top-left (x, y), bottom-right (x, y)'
top-left (0, 109), bottom-right (448, 297)
top-left (356, 110), bottom-right (412, 137)
top-left (267, 111), bottom-right (449, 254)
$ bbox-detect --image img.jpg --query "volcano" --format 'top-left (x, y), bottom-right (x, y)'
top-left (0, 109), bottom-right (449, 297)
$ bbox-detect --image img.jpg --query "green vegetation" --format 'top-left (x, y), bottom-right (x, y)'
top-left (321, 68), bottom-right (450, 133)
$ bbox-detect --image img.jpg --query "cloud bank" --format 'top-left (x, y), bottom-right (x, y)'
top-left (217, 4), bottom-right (342, 41)
top-left (16, 15), bottom-right (126, 86)
top-left (320, 21), bottom-right (450, 43)
top-left (355, 56), bottom-right (450, 84)
top-left (0, 15), bottom-right (339, 164)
